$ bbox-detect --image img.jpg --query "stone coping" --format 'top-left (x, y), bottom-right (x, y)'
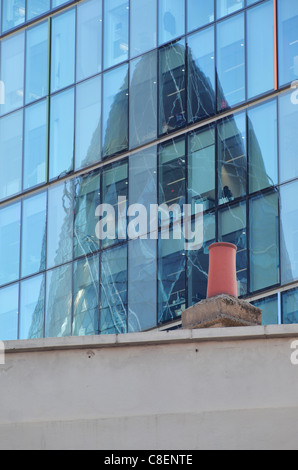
top-left (3, 324), bottom-right (298, 354)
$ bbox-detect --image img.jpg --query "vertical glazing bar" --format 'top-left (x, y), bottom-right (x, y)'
top-left (273, 0), bottom-right (278, 90)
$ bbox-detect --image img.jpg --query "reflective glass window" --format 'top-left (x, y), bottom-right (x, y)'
top-left (102, 64), bottom-right (128, 158)
top-left (0, 32), bottom-right (24, 116)
top-left (128, 238), bottom-right (157, 332)
top-left (49, 88), bottom-right (74, 180)
top-left (187, 0), bottom-right (214, 32)
top-left (52, 0), bottom-right (70, 7)
top-left (159, 40), bottom-right (186, 135)
top-left (23, 99), bottom-right (47, 190)
top-left (247, 1), bottom-right (274, 99)
top-left (279, 91), bottom-right (298, 183)
top-left (20, 275), bottom-right (45, 339)
top-left (216, 0), bottom-right (244, 19)
top-left (248, 100), bottom-right (277, 193)
top-left (74, 171), bottom-right (100, 259)
top-left (130, 0), bottom-right (156, 58)
top-left (103, 0), bottom-right (129, 69)
top-left (47, 181), bottom-right (74, 269)
top-left (217, 13), bottom-right (245, 110)
top-left (129, 51), bottom-right (157, 149)
top-left (188, 126), bottom-right (215, 213)
top-left (158, 0), bottom-right (185, 46)
top-left (0, 284), bottom-right (18, 341)
top-left (278, 0), bottom-right (298, 86)
top-left (101, 160), bottom-right (128, 248)
top-left (25, 21), bottom-right (48, 104)
top-left (0, 110), bottom-right (23, 201)
top-left (218, 202), bottom-right (247, 296)
top-left (21, 192), bottom-right (47, 278)
top-left (253, 295), bottom-right (279, 326)
top-left (218, 112), bottom-right (246, 205)
top-left (100, 245), bottom-right (127, 334)
top-left (27, 0), bottom-right (50, 20)
top-left (2, 0), bottom-right (25, 32)
top-left (249, 192), bottom-right (280, 292)
top-left (77, 0), bottom-right (102, 82)
top-left (75, 75), bottom-right (101, 170)
top-left (187, 26), bottom-right (215, 123)
top-left (280, 181), bottom-right (298, 284)
top-left (51, 9), bottom-right (75, 93)
top-left (282, 288), bottom-right (298, 324)
top-left (0, 202), bottom-right (20, 286)
top-left (73, 254), bottom-right (99, 336)
top-left (45, 263), bottom-right (72, 338)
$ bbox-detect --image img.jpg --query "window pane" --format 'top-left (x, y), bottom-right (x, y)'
top-left (75, 75), bottom-right (101, 170)
top-left (27, 0), bottom-right (50, 20)
top-left (21, 192), bottom-right (46, 278)
top-left (51, 9), bottom-right (75, 93)
top-left (158, 0), bottom-right (185, 46)
top-left (2, 0), bottom-right (25, 32)
top-left (45, 263), bottom-right (72, 338)
top-left (129, 51), bottom-right (157, 149)
top-left (216, 0), bottom-right (244, 19)
top-left (49, 88), bottom-right (74, 180)
top-left (23, 99), bottom-right (47, 190)
top-left (249, 192), bottom-right (280, 292)
top-left (159, 40), bottom-right (186, 135)
top-left (0, 203), bottom-right (20, 286)
top-left (187, 0), bottom-right (214, 32)
top-left (20, 275), bottom-right (45, 339)
top-left (47, 181), bottom-right (73, 269)
top-left (280, 181), bottom-right (298, 284)
top-left (278, 0), bottom-right (298, 86)
top-left (100, 245), bottom-right (127, 334)
top-left (77, 0), bottom-right (102, 82)
top-left (101, 160), bottom-right (128, 248)
top-left (187, 26), bottom-right (215, 123)
top-left (73, 254), bottom-right (99, 336)
top-left (218, 202), bottom-right (247, 296)
top-left (247, 1), bottom-right (274, 99)
top-left (25, 21), bottom-right (48, 104)
top-left (252, 295), bottom-right (279, 326)
top-left (217, 13), bottom-right (245, 110)
top-left (0, 32), bottom-right (24, 116)
top-left (248, 100), bottom-right (278, 193)
top-left (128, 238), bottom-right (157, 332)
top-left (279, 92), bottom-right (298, 183)
top-left (188, 125), bottom-right (215, 212)
top-left (130, 0), bottom-right (156, 57)
top-left (283, 288), bottom-right (298, 324)
top-left (0, 110), bottom-right (23, 201)
top-left (218, 113), bottom-right (246, 204)
top-left (102, 64), bottom-right (128, 158)
top-left (74, 170), bottom-right (100, 259)
top-left (103, 0), bottom-right (129, 69)
top-left (0, 284), bottom-right (18, 341)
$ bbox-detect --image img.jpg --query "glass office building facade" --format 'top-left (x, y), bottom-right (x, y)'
top-left (0, 0), bottom-right (298, 339)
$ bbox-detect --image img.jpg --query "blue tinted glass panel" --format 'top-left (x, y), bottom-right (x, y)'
top-left (27, 0), bottom-right (50, 20)
top-left (2, 0), bottom-right (25, 32)
top-left (187, 26), bottom-right (215, 123)
top-left (49, 88), bottom-right (74, 180)
top-left (75, 75), bottom-right (101, 170)
top-left (20, 275), bottom-right (45, 339)
top-left (279, 91), bottom-right (298, 183)
top-left (73, 254), bottom-right (99, 336)
top-left (0, 32), bottom-right (24, 116)
top-left (187, 0), bottom-right (214, 32)
top-left (51, 9), bottom-right (75, 93)
top-left (247, 1), bottom-right (274, 99)
top-left (45, 263), bottom-right (72, 338)
top-left (216, 0), bottom-right (244, 19)
top-left (103, 0), bottom-right (129, 69)
top-left (23, 100), bottom-right (47, 190)
top-left (283, 288), bottom-right (298, 324)
top-left (158, 0), bottom-right (185, 46)
top-left (0, 284), bottom-right (18, 341)
top-left (278, 0), bottom-right (298, 86)
top-left (21, 192), bottom-right (47, 278)
top-left (0, 110), bottom-right (23, 201)
top-left (0, 203), bottom-right (20, 286)
top-left (77, 0), bottom-right (102, 82)
top-left (130, 0), bottom-right (157, 57)
top-left (25, 22), bottom-right (48, 104)
top-left (253, 295), bottom-right (279, 326)
top-left (280, 181), bottom-right (298, 284)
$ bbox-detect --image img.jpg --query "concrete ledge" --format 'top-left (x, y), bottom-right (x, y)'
top-left (3, 323), bottom-right (298, 354)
